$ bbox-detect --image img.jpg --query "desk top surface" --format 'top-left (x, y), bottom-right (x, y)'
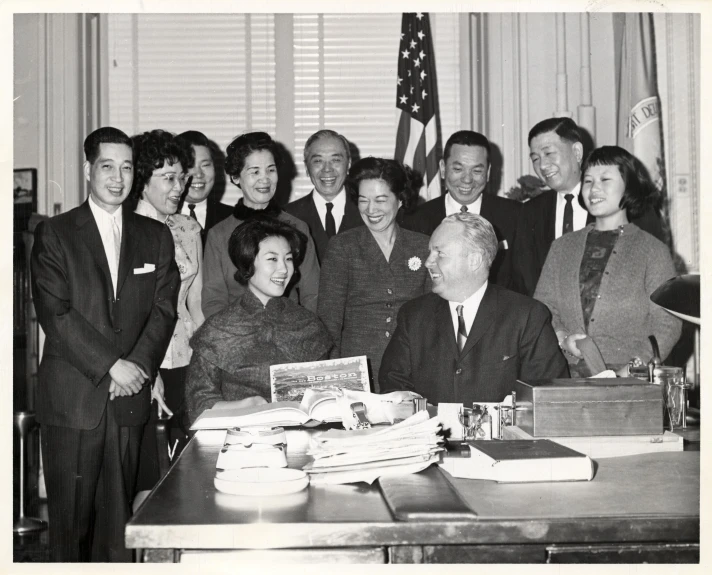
top-left (126, 428), bottom-right (700, 550)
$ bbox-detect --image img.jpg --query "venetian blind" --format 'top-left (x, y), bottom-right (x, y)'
top-left (108, 13), bottom-right (276, 205)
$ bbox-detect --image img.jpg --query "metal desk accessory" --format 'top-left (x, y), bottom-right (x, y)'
top-left (628, 336), bottom-right (689, 431)
top-left (457, 392), bottom-right (520, 441)
top-left (349, 402), bottom-right (371, 429)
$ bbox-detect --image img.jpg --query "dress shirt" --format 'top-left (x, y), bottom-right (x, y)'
top-left (448, 281), bottom-right (488, 339)
top-left (180, 197), bottom-right (207, 229)
top-left (445, 191), bottom-right (482, 217)
top-left (312, 188), bottom-right (346, 232)
top-left (554, 182), bottom-right (587, 239)
top-left (88, 195), bottom-right (122, 296)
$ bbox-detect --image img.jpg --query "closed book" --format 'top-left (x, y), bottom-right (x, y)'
top-left (439, 440), bottom-right (594, 483)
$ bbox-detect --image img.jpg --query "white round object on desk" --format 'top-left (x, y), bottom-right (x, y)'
top-left (214, 467), bottom-right (309, 496)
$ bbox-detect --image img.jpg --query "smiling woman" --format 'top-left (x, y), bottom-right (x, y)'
top-left (130, 129), bottom-right (206, 492)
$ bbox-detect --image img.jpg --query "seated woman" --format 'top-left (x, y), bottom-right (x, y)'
top-left (317, 157), bottom-right (431, 391)
top-left (534, 146), bottom-right (682, 376)
top-left (132, 129), bottom-right (203, 491)
top-left (186, 217), bottom-right (332, 423)
top-left (202, 131), bottom-right (320, 319)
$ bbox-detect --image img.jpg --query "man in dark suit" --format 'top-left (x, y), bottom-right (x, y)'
top-left (177, 130), bottom-right (233, 248)
top-left (380, 213), bottom-right (568, 404)
top-left (400, 130), bottom-right (521, 287)
top-left (510, 117), bottom-right (666, 296)
top-left (31, 127), bottom-right (180, 562)
top-left (284, 129), bottom-right (363, 263)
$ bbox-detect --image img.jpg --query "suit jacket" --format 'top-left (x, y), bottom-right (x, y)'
top-left (284, 190), bottom-right (364, 264)
top-left (534, 223), bottom-right (681, 368)
top-left (510, 190), bottom-right (667, 296)
top-left (379, 285), bottom-right (569, 404)
top-left (31, 201), bottom-right (180, 429)
top-left (202, 198), bottom-right (234, 248)
top-left (202, 211), bottom-right (320, 319)
top-left (317, 225), bottom-right (431, 389)
top-left (400, 193), bottom-right (521, 287)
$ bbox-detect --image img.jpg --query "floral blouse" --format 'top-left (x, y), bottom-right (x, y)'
top-left (135, 199), bottom-right (202, 368)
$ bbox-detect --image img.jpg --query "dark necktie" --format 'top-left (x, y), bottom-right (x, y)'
top-left (563, 194), bottom-right (574, 235)
top-left (325, 202), bottom-right (336, 238)
top-left (460, 204), bottom-right (468, 213)
top-left (188, 203), bottom-right (197, 221)
top-left (456, 305), bottom-right (467, 352)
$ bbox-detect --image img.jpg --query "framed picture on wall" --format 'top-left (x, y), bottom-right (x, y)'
top-left (14, 168), bottom-right (37, 207)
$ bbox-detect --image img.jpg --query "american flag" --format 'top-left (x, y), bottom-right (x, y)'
top-left (394, 13), bottom-right (442, 200)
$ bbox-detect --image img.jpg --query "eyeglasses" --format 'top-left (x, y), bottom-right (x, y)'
top-left (154, 172), bottom-right (188, 187)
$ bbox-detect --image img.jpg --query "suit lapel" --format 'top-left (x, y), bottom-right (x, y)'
top-left (76, 201), bottom-right (113, 294)
top-left (460, 284), bottom-right (498, 358)
top-left (341, 194), bottom-right (363, 231)
top-left (545, 191), bottom-right (557, 245)
top-left (434, 296), bottom-right (459, 354)
top-left (116, 206), bottom-right (139, 296)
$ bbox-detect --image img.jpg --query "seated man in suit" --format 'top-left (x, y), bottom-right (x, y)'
top-left (284, 129), bottom-right (363, 264)
top-left (178, 130), bottom-right (233, 248)
top-left (380, 213), bottom-right (568, 404)
top-left (510, 117), bottom-right (666, 296)
top-left (400, 130), bottom-right (520, 287)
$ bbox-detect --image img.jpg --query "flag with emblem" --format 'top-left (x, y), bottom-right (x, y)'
top-left (394, 12), bottom-right (442, 200)
top-left (616, 13), bottom-right (664, 192)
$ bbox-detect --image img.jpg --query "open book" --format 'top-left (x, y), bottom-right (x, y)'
top-left (440, 439), bottom-right (594, 483)
top-left (190, 389), bottom-right (420, 431)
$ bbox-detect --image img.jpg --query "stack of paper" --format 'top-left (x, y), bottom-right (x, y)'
top-left (303, 411), bottom-right (444, 485)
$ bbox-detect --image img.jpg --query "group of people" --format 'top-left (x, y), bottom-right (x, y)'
top-left (31, 117), bottom-right (682, 562)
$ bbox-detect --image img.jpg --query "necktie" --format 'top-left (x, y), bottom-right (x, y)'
top-left (188, 203), bottom-right (197, 220)
top-left (563, 194), bottom-right (574, 235)
top-left (111, 217), bottom-right (121, 294)
top-left (460, 204), bottom-right (469, 213)
top-left (456, 304), bottom-right (467, 352)
top-left (325, 202), bottom-right (336, 238)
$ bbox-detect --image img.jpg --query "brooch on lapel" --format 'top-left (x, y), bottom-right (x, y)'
top-left (408, 256), bottom-right (422, 271)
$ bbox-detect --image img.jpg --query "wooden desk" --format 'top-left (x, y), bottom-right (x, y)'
top-left (126, 429), bottom-right (700, 564)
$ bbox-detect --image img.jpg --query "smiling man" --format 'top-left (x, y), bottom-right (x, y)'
top-left (177, 131), bottom-right (233, 248)
top-left (380, 212), bottom-right (567, 404)
top-left (401, 130), bottom-right (520, 287)
top-left (30, 127), bottom-right (179, 561)
top-left (284, 129), bottom-right (363, 264)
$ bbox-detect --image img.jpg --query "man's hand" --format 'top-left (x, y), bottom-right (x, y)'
top-left (151, 372), bottom-right (173, 419)
top-left (109, 359), bottom-right (147, 393)
top-left (562, 333), bottom-right (587, 359)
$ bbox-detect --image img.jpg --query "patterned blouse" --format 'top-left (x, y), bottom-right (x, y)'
top-left (135, 199), bottom-right (202, 368)
top-left (578, 227), bottom-right (622, 330)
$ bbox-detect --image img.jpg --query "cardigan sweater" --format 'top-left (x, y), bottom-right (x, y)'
top-left (185, 291), bottom-right (332, 423)
top-left (534, 223), bottom-right (682, 368)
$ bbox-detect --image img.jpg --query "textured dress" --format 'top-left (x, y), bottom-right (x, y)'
top-left (317, 225), bottom-right (432, 391)
top-left (135, 199), bottom-right (202, 370)
top-left (186, 290), bottom-right (333, 423)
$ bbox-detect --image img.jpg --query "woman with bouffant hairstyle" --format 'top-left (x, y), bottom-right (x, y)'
top-left (317, 157), bottom-right (431, 390)
top-left (186, 217), bottom-right (331, 423)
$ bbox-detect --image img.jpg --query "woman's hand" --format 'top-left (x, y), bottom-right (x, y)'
top-left (560, 333), bottom-right (587, 359)
top-left (151, 372), bottom-right (174, 419)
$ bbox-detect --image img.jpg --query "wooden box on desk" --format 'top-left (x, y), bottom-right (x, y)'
top-left (514, 378), bottom-right (663, 437)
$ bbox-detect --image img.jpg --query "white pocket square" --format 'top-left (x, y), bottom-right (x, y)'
top-left (499, 239), bottom-right (509, 250)
top-left (133, 263), bottom-right (156, 275)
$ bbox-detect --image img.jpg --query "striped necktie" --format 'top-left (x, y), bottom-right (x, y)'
top-left (456, 304), bottom-right (467, 351)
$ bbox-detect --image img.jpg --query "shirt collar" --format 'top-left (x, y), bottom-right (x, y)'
top-left (445, 191), bottom-right (482, 216)
top-left (558, 182), bottom-right (582, 197)
top-left (449, 280), bottom-right (488, 308)
top-left (88, 194), bottom-right (123, 225)
top-left (312, 187), bottom-right (346, 210)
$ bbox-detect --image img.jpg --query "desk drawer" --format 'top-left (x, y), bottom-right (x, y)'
top-left (546, 543), bottom-right (700, 563)
top-left (178, 547), bottom-right (387, 564)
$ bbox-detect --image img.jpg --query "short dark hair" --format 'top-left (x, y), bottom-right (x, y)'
top-left (580, 145), bottom-right (659, 220)
top-left (178, 130), bottom-right (211, 149)
top-left (528, 117), bottom-right (583, 147)
top-left (303, 129), bottom-right (351, 165)
top-left (225, 132), bottom-right (280, 186)
top-left (84, 127), bottom-right (132, 164)
top-left (130, 130), bottom-right (192, 199)
top-left (346, 157), bottom-right (421, 212)
top-left (229, 216), bottom-right (308, 286)
top-left (443, 131), bottom-right (491, 164)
